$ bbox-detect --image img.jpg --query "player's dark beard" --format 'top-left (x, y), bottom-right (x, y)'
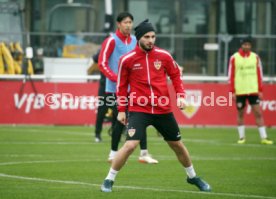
top-left (139, 41), bottom-right (153, 51)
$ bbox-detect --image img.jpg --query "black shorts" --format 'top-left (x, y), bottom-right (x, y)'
top-left (126, 112), bottom-right (181, 141)
top-left (236, 95), bottom-right (260, 110)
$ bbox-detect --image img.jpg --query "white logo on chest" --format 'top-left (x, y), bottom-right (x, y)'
top-left (133, 63), bottom-right (143, 70)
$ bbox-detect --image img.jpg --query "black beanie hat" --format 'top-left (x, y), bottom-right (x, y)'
top-left (240, 36), bottom-right (252, 45)
top-left (134, 19), bottom-right (155, 41)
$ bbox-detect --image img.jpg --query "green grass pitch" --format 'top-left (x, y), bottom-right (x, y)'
top-left (0, 125), bottom-right (275, 199)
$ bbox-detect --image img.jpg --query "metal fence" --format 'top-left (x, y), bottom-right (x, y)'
top-left (1, 32), bottom-right (276, 77)
top-left (157, 34), bottom-right (276, 77)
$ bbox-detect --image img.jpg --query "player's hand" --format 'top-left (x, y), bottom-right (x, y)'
top-left (177, 97), bottom-right (187, 110)
top-left (117, 112), bottom-right (127, 125)
top-left (258, 92), bottom-right (263, 100)
top-left (111, 74), bottom-right (118, 82)
top-left (232, 93), bottom-right (236, 101)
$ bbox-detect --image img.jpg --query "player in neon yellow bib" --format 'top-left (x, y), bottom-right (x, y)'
top-left (228, 37), bottom-right (273, 145)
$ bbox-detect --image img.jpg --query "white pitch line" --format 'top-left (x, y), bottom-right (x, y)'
top-left (1, 140), bottom-right (275, 149)
top-left (150, 140), bottom-right (276, 148)
top-left (0, 141), bottom-right (93, 145)
top-left (1, 155), bottom-right (276, 167)
top-left (0, 154), bottom-right (43, 157)
top-left (0, 159), bottom-right (100, 166)
top-left (0, 127), bottom-right (91, 136)
top-left (1, 127), bottom-right (275, 148)
top-left (0, 173), bottom-right (275, 199)
top-left (154, 156), bottom-right (276, 161)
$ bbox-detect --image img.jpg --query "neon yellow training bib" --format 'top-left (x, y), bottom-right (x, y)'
top-left (234, 52), bottom-right (259, 95)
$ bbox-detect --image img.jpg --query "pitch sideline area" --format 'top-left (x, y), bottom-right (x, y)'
top-left (0, 125), bottom-right (275, 199)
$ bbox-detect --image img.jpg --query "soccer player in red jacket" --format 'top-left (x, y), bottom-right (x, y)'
top-left (101, 19), bottom-right (211, 193)
top-left (98, 12), bottom-right (158, 164)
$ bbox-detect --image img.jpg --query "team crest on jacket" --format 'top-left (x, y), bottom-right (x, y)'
top-left (154, 60), bottom-right (162, 70)
top-left (128, 128), bottom-right (136, 137)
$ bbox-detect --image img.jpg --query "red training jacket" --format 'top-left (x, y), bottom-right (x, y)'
top-left (117, 45), bottom-right (185, 114)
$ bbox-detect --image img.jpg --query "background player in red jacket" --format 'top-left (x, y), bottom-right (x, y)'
top-left (101, 19), bottom-right (211, 193)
